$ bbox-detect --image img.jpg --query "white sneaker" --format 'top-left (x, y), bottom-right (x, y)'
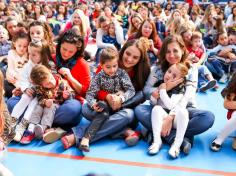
top-left (219, 73), bottom-right (228, 84)
top-left (168, 145), bottom-right (180, 158)
top-left (34, 124), bottom-right (44, 139)
top-left (14, 131), bottom-right (23, 142)
top-left (148, 141), bottom-right (162, 155)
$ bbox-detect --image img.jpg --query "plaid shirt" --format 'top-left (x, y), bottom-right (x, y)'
top-left (0, 41), bottom-right (11, 57)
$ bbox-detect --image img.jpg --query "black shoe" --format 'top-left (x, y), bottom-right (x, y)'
top-left (210, 140), bottom-right (221, 152)
top-left (181, 138), bottom-right (192, 155)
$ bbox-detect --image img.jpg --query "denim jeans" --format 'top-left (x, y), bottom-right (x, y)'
top-left (7, 96), bottom-right (82, 128)
top-left (198, 65), bottom-right (211, 88)
top-left (135, 104), bottom-right (215, 145)
top-left (72, 103), bottom-right (135, 146)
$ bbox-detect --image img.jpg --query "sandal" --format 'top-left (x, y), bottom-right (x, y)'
top-left (125, 131), bottom-right (140, 147)
top-left (61, 135), bottom-right (74, 149)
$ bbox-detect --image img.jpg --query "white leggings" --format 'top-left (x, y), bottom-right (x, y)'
top-left (151, 105), bottom-right (189, 148)
top-left (215, 111), bottom-right (236, 144)
top-left (11, 94), bottom-right (38, 121)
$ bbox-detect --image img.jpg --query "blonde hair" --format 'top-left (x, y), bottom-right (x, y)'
top-left (72, 9), bottom-right (87, 37)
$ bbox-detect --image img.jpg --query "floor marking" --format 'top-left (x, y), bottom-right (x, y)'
top-left (8, 148), bottom-right (235, 176)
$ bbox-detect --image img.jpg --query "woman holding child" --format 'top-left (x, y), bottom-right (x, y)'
top-left (7, 30), bottom-right (91, 143)
top-left (135, 35), bottom-right (215, 157)
top-left (60, 38), bottom-right (151, 150)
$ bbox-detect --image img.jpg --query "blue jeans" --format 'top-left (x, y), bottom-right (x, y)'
top-left (7, 96), bottom-right (82, 128)
top-left (198, 65), bottom-right (212, 88)
top-left (135, 104), bottom-right (215, 145)
top-left (72, 103), bottom-right (135, 146)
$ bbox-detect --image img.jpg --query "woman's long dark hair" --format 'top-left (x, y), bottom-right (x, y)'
top-left (119, 39), bottom-right (150, 91)
top-left (158, 35), bottom-right (188, 73)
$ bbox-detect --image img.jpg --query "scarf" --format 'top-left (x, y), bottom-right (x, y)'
top-left (56, 53), bottom-right (78, 70)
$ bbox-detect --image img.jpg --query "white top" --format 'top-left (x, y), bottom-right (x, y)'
top-left (226, 14), bottom-right (236, 28)
top-left (16, 60), bottom-right (36, 91)
top-left (6, 49), bottom-right (28, 86)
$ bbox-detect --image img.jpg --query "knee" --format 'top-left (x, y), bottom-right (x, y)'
top-left (202, 111), bottom-right (215, 129)
top-left (123, 109), bottom-right (134, 124)
top-left (152, 105), bottom-right (163, 113)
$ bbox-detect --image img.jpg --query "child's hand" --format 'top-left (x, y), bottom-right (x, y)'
top-left (159, 83), bottom-right (166, 90)
top-left (25, 88), bottom-right (35, 97)
top-left (92, 103), bottom-right (104, 112)
top-left (12, 87), bottom-right (23, 96)
top-left (166, 78), bottom-right (184, 91)
top-left (151, 89), bottom-right (160, 99)
top-left (62, 90), bottom-right (70, 99)
top-left (45, 99), bottom-right (53, 108)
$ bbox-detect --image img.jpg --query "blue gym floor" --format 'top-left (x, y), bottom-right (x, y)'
top-left (3, 84), bottom-right (236, 176)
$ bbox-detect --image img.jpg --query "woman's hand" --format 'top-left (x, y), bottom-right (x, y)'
top-left (12, 87), bottom-right (23, 96)
top-left (161, 115), bottom-right (174, 137)
top-left (151, 89), bottom-right (160, 99)
top-left (58, 67), bottom-right (72, 79)
top-left (25, 88), bottom-right (35, 97)
top-left (45, 99), bottom-right (53, 108)
top-left (166, 78), bottom-right (184, 91)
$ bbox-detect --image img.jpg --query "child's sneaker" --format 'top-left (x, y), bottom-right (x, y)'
top-left (13, 119), bottom-right (29, 142)
top-left (148, 141), bottom-right (162, 155)
top-left (34, 124), bottom-right (45, 139)
top-left (79, 137), bottom-right (90, 152)
top-left (199, 80), bottom-right (217, 92)
top-left (20, 130), bottom-right (35, 144)
top-left (168, 144), bottom-right (180, 158)
top-left (232, 138), bottom-right (236, 150)
top-left (180, 138), bottom-right (192, 155)
top-left (210, 140), bottom-right (222, 152)
top-left (43, 127), bottom-right (67, 143)
top-left (219, 73), bottom-right (228, 84)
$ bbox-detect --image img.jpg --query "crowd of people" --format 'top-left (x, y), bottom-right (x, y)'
top-left (0, 0), bottom-right (236, 174)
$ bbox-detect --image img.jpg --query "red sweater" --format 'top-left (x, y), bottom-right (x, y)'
top-left (52, 55), bottom-right (91, 103)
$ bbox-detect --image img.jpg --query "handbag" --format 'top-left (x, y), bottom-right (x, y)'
top-left (121, 91), bottom-right (146, 109)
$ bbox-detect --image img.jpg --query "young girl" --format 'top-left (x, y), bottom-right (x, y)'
top-left (78, 47), bottom-right (135, 152)
top-left (29, 21), bottom-right (54, 53)
top-left (149, 63), bottom-right (190, 158)
top-left (211, 72), bottom-right (236, 151)
top-left (11, 40), bottom-right (52, 143)
top-left (5, 31), bottom-right (29, 98)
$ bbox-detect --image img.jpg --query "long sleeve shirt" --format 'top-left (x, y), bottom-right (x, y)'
top-left (6, 50), bottom-right (28, 86)
top-left (86, 68), bottom-right (135, 108)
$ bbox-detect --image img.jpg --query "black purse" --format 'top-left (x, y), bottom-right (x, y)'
top-left (121, 91), bottom-right (146, 109)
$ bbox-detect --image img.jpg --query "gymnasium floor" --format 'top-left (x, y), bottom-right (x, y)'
top-left (3, 42), bottom-right (236, 176)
